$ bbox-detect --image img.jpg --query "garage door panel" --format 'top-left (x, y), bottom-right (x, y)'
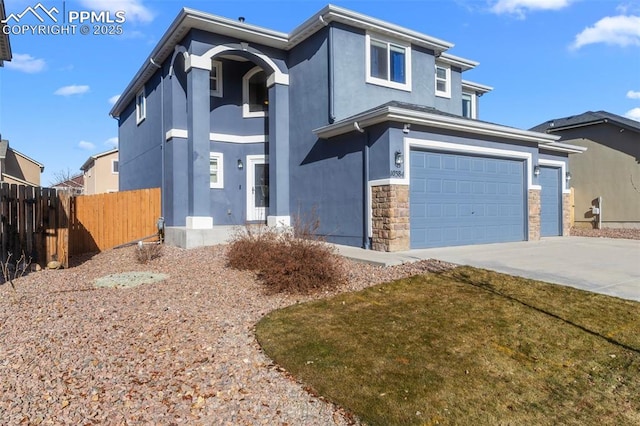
top-left (410, 150), bottom-right (526, 248)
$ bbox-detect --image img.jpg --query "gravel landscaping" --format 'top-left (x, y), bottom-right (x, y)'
top-left (571, 227), bottom-right (640, 240)
top-left (0, 244), bottom-right (453, 425)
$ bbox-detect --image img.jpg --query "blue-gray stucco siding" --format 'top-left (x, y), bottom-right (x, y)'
top-left (116, 17), bottom-right (572, 248)
top-left (118, 71), bottom-right (163, 192)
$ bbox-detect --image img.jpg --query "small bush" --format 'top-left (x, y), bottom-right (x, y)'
top-left (226, 225), bottom-right (280, 272)
top-left (226, 221), bottom-right (345, 295)
top-left (136, 242), bottom-right (163, 264)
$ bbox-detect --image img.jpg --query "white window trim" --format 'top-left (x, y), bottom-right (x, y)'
top-left (462, 91), bottom-right (477, 119)
top-left (209, 152), bottom-right (224, 189)
top-left (136, 88), bottom-right (146, 125)
top-left (435, 63), bottom-right (451, 98)
top-left (365, 33), bottom-right (412, 92)
top-left (242, 66), bottom-right (268, 118)
top-left (210, 60), bottom-right (223, 98)
top-left (111, 159), bottom-right (119, 174)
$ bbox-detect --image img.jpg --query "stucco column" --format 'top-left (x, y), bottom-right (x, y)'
top-left (185, 54), bottom-right (213, 229)
top-left (266, 82), bottom-right (290, 227)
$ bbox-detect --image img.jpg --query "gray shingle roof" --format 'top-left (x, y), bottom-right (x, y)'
top-left (531, 111), bottom-right (640, 134)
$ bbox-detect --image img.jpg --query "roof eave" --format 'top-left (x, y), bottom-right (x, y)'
top-left (80, 148), bottom-right (118, 171)
top-left (438, 53), bottom-right (478, 71)
top-left (316, 5), bottom-right (454, 53)
top-left (547, 118), bottom-right (640, 134)
top-left (541, 142), bottom-right (588, 154)
top-left (314, 107), bottom-right (560, 144)
top-left (462, 79), bottom-right (493, 94)
top-left (10, 148), bottom-right (44, 169)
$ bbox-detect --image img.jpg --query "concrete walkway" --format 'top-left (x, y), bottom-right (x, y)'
top-left (335, 237), bottom-right (640, 302)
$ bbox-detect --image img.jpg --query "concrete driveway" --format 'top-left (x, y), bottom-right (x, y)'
top-left (336, 237), bottom-right (640, 302)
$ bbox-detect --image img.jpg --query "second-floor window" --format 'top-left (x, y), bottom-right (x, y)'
top-left (210, 60), bottom-right (223, 97)
top-left (366, 34), bottom-right (411, 91)
top-left (435, 63), bottom-right (451, 98)
top-left (136, 88), bottom-right (146, 124)
top-left (243, 66), bottom-right (268, 118)
top-left (462, 92), bottom-right (478, 118)
top-left (112, 160), bottom-right (119, 174)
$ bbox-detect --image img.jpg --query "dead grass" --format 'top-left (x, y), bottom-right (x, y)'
top-left (256, 266), bottom-right (640, 425)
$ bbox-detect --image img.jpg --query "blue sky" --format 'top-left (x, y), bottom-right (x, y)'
top-left (1, 0), bottom-right (639, 185)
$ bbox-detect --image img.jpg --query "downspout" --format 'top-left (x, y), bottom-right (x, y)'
top-left (320, 15), bottom-right (335, 124)
top-left (354, 122), bottom-right (370, 249)
top-left (150, 58), bottom-right (165, 223)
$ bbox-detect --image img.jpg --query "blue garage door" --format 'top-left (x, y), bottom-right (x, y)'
top-left (410, 150), bottom-right (526, 248)
top-left (539, 166), bottom-right (562, 236)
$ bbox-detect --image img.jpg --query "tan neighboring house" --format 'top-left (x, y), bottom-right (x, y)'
top-left (532, 111), bottom-right (640, 229)
top-left (81, 149), bottom-right (119, 195)
top-left (0, 140), bottom-right (44, 186)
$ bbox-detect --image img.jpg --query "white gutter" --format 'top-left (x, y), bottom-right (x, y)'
top-left (539, 141), bottom-right (587, 154)
top-left (462, 80), bottom-right (493, 94)
top-left (438, 53), bottom-right (478, 71)
top-left (292, 5), bottom-right (454, 52)
top-left (314, 106), bottom-right (560, 144)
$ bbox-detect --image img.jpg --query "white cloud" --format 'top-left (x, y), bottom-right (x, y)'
top-left (627, 90), bottom-right (640, 99)
top-left (54, 85), bottom-right (90, 96)
top-left (78, 0), bottom-right (154, 23)
top-left (4, 53), bottom-right (46, 73)
top-left (78, 141), bottom-right (96, 150)
top-left (571, 15), bottom-right (640, 49)
top-left (491, 0), bottom-right (571, 17)
top-left (108, 95), bottom-right (121, 105)
top-left (625, 108), bottom-right (640, 121)
top-left (105, 137), bottom-right (118, 148)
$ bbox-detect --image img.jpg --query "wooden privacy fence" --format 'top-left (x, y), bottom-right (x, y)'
top-left (0, 185), bottom-right (161, 269)
top-left (68, 188), bottom-right (161, 256)
top-left (0, 183), bottom-right (67, 268)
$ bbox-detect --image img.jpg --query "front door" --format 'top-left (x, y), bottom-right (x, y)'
top-left (246, 155), bottom-right (269, 221)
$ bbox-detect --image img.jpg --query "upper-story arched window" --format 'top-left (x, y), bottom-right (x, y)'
top-left (243, 66), bottom-right (268, 118)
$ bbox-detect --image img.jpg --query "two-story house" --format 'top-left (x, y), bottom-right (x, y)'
top-left (110, 5), bottom-right (585, 251)
top-left (532, 111), bottom-right (640, 230)
top-left (80, 149), bottom-right (119, 195)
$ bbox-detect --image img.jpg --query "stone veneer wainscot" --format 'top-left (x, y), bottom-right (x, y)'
top-left (371, 184), bottom-right (410, 252)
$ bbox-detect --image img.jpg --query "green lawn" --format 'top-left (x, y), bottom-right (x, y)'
top-left (255, 266), bottom-right (640, 425)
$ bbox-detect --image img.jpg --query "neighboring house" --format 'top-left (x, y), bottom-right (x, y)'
top-left (80, 149), bottom-right (119, 195)
top-left (51, 174), bottom-right (84, 195)
top-left (0, 140), bottom-right (44, 186)
top-left (110, 5), bottom-right (585, 251)
top-left (0, 0), bottom-right (12, 66)
top-left (532, 111), bottom-right (640, 229)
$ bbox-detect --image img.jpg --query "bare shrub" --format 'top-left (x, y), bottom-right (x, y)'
top-left (226, 225), bottom-right (280, 272)
top-left (136, 242), bottom-right (163, 264)
top-left (226, 217), bottom-right (345, 295)
top-left (1, 252), bottom-right (32, 290)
